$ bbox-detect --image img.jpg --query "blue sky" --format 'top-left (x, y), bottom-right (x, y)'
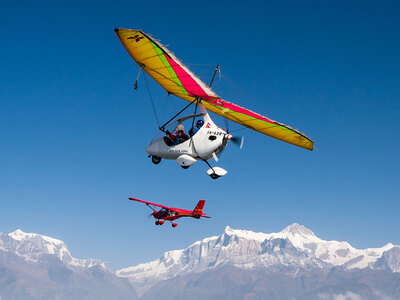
top-left (1, 0), bottom-right (399, 268)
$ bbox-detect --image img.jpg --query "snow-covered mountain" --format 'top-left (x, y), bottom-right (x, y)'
top-left (1, 225), bottom-right (399, 299)
top-left (0, 229), bottom-right (109, 269)
top-left (117, 223), bottom-right (399, 297)
top-left (0, 229), bottom-right (136, 300)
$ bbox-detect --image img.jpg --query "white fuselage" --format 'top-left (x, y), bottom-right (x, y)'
top-left (145, 103), bottom-right (227, 162)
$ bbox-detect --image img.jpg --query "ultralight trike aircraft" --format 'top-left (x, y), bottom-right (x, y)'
top-left (115, 29), bottom-right (314, 179)
top-left (129, 197), bottom-right (210, 227)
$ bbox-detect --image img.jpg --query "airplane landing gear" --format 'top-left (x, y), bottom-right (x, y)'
top-left (172, 223), bottom-right (178, 227)
top-left (210, 173), bottom-right (220, 180)
top-left (151, 156), bottom-right (162, 164)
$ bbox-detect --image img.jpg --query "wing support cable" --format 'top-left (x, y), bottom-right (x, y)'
top-left (143, 73), bottom-right (161, 128)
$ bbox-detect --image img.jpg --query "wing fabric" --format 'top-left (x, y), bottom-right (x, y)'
top-left (115, 28), bottom-right (314, 150)
top-left (201, 100), bottom-right (314, 150)
top-left (115, 28), bottom-right (216, 102)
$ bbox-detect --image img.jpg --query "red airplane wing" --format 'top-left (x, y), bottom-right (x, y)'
top-left (129, 198), bottom-right (211, 217)
top-left (129, 197), bottom-right (170, 210)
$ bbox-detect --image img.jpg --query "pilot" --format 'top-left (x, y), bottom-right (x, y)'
top-left (189, 120), bottom-right (204, 136)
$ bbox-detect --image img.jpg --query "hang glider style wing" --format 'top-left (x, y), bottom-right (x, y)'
top-left (115, 28), bottom-right (314, 150)
top-left (129, 197), bottom-right (170, 210)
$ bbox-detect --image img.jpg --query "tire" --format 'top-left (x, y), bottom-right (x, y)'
top-left (210, 173), bottom-right (220, 180)
top-left (151, 156), bottom-right (161, 164)
top-left (181, 166), bottom-right (189, 169)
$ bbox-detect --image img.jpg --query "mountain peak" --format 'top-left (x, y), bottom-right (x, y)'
top-left (224, 226), bottom-right (234, 233)
top-left (9, 229), bottom-right (26, 240)
top-left (281, 223), bottom-right (316, 237)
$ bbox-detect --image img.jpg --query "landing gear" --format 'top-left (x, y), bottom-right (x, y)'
top-left (155, 220), bottom-right (165, 225)
top-left (210, 173), bottom-right (220, 180)
top-left (151, 156), bottom-right (162, 165)
top-left (204, 161), bottom-right (227, 180)
top-left (181, 166), bottom-right (189, 169)
top-left (172, 223), bottom-right (178, 227)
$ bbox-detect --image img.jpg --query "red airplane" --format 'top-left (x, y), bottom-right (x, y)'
top-left (129, 197), bottom-right (211, 227)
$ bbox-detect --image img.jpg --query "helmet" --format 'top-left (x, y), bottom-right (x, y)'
top-left (196, 120), bottom-right (204, 127)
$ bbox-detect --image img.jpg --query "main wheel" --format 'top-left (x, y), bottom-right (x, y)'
top-left (151, 156), bottom-right (162, 164)
top-left (210, 173), bottom-right (220, 180)
top-left (181, 166), bottom-right (189, 169)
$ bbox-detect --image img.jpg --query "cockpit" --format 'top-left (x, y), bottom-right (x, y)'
top-left (162, 113), bottom-right (205, 146)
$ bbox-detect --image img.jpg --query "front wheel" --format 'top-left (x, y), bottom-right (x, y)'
top-left (181, 166), bottom-right (189, 169)
top-left (151, 156), bottom-right (162, 164)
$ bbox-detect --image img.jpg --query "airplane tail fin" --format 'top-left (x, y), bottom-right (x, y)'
top-left (193, 200), bottom-right (205, 215)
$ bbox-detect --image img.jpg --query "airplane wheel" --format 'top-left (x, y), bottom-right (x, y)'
top-left (181, 166), bottom-right (189, 169)
top-left (151, 156), bottom-right (161, 164)
top-left (172, 223), bottom-right (178, 227)
top-left (210, 173), bottom-right (220, 180)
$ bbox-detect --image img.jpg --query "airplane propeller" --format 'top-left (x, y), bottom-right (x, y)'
top-left (230, 135), bottom-right (244, 149)
top-left (223, 118), bottom-right (244, 149)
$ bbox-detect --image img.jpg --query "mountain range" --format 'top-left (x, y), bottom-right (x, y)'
top-left (0, 229), bottom-right (136, 300)
top-left (1, 224), bottom-right (399, 299)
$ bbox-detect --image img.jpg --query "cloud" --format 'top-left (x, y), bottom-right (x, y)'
top-left (318, 291), bottom-right (363, 300)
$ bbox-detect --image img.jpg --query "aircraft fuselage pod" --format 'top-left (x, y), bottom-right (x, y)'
top-left (146, 103), bottom-right (229, 179)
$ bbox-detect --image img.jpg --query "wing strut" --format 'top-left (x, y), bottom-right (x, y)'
top-left (209, 64), bottom-right (220, 88)
top-left (134, 68), bottom-right (141, 90)
top-left (146, 203), bottom-right (156, 212)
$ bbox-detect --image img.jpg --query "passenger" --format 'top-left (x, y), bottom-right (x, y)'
top-left (189, 120), bottom-right (204, 136)
top-left (166, 123), bottom-right (189, 145)
top-left (174, 123), bottom-right (189, 144)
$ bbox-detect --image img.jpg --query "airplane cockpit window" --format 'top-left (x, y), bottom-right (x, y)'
top-left (159, 208), bottom-right (168, 217)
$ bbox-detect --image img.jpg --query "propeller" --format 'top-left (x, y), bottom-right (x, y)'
top-left (223, 118), bottom-right (244, 149)
top-left (230, 135), bottom-right (244, 149)
top-left (146, 204), bottom-right (156, 218)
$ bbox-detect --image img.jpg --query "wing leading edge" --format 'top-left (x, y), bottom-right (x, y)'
top-left (129, 197), bottom-right (170, 210)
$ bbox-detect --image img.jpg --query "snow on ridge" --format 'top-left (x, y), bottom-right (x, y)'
top-left (3, 229), bottom-right (110, 270)
top-left (9, 229), bottom-right (65, 246)
top-left (117, 224), bottom-right (399, 296)
top-left (224, 226), bottom-right (271, 242)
